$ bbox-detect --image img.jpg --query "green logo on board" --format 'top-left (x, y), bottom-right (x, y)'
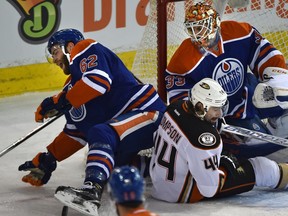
top-left (8, 0), bottom-right (62, 44)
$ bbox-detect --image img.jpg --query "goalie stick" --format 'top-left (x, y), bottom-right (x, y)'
top-left (0, 113), bottom-right (63, 158)
top-left (221, 124), bottom-right (288, 147)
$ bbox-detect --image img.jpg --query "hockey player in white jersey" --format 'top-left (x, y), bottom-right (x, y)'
top-left (149, 78), bottom-right (288, 203)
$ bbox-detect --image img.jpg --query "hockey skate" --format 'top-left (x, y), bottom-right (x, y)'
top-left (54, 182), bottom-right (102, 216)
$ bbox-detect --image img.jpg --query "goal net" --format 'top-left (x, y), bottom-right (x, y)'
top-left (131, 0), bottom-right (288, 103)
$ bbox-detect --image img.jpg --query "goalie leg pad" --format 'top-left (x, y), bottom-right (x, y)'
top-left (248, 157), bottom-right (280, 188)
top-left (266, 110), bottom-right (288, 138)
top-left (275, 163), bottom-right (288, 189)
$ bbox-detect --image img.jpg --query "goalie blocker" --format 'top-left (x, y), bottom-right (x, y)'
top-left (253, 67), bottom-right (288, 138)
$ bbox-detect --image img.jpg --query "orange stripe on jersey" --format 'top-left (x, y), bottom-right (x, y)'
top-left (91, 75), bottom-right (111, 91)
top-left (167, 38), bottom-right (203, 75)
top-left (111, 111), bottom-right (156, 139)
top-left (257, 56), bottom-right (287, 79)
top-left (125, 88), bottom-right (155, 112)
top-left (170, 92), bottom-right (189, 103)
top-left (178, 172), bottom-right (193, 202)
top-left (70, 39), bottom-right (96, 60)
top-left (177, 173), bottom-right (204, 203)
top-left (220, 182), bottom-right (255, 193)
top-left (87, 155), bottom-right (113, 171)
top-left (188, 179), bottom-right (204, 203)
top-left (259, 44), bottom-right (274, 59)
top-left (220, 21), bottom-right (252, 41)
top-left (66, 79), bottom-right (102, 108)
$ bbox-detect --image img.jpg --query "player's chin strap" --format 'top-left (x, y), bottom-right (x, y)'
top-left (61, 46), bottom-right (71, 62)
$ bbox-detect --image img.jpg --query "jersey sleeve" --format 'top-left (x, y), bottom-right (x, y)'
top-left (183, 140), bottom-right (223, 198)
top-left (66, 68), bottom-right (112, 108)
top-left (236, 22), bottom-right (287, 79)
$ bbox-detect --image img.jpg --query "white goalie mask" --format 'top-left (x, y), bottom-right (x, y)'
top-left (190, 78), bottom-right (228, 118)
top-left (184, 3), bottom-right (221, 49)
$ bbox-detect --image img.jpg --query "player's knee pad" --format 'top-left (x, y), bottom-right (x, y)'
top-left (87, 124), bottom-right (119, 151)
top-left (248, 157), bottom-right (280, 188)
top-left (266, 110), bottom-right (288, 138)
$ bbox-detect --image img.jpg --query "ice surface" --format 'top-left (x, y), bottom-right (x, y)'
top-left (1, 92), bottom-right (288, 216)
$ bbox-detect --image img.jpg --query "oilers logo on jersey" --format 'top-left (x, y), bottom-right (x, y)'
top-left (213, 58), bottom-right (244, 96)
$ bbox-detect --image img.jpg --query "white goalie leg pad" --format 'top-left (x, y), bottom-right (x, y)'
top-left (248, 157), bottom-right (280, 188)
top-left (228, 0), bottom-right (250, 8)
top-left (266, 110), bottom-right (288, 138)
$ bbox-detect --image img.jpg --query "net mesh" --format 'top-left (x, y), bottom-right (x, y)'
top-left (132, 0), bottom-right (288, 88)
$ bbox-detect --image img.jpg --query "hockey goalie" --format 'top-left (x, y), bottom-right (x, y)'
top-left (164, 2), bottom-right (288, 160)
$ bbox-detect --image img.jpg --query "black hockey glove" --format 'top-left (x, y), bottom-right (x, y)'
top-left (35, 91), bottom-right (71, 122)
top-left (18, 152), bottom-right (57, 186)
top-left (219, 151), bottom-right (240, 178)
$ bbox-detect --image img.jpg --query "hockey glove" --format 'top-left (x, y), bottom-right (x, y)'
top-left (35, 91), bottom-right (71, 122)
top-left (18, 152), bottom-right (57, 186)
top-left (219, 152), bottom-right (240, 178)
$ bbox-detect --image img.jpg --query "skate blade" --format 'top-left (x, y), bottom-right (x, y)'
top-left (55, 190), bottom-right (99, 216)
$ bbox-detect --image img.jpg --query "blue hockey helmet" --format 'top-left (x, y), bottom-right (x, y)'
top-left (108, 166), bottom-right (145, 204)
top-left (47, 28), bottom-right (84, 54)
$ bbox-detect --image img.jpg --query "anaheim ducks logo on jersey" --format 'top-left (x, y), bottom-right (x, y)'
top-left (198, 132), bottom-right (216, 146)
top-left (213, 58), bottom-right (244, 96)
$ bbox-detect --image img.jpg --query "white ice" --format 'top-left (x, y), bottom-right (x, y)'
top-left (1, 92), bottom-right (288, 216)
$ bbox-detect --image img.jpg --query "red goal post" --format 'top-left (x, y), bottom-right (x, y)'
top-left (132, 0), bottom-right (288, 103)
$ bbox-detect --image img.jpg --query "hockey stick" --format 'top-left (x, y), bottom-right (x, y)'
top-left (138, 124), bottom-right (288, 157)
top-left (221, 124), bottom-right (288, 147)
top-left (0, 113), bottom-right (63, 158)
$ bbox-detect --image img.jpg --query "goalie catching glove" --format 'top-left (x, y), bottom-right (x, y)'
top-left (35, 91), bottom-right (71, 122)
top-left (253, 67), bottom-right (288, 109)
top-left (18, 152), bottom-right (57, 186)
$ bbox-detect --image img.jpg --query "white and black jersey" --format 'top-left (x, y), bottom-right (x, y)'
top-left (149, 100), bottom-right (224, 203)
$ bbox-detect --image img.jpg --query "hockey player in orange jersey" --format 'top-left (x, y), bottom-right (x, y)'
top-left (18, 28), bottom-right (166, 214)
top-left (109, 166), bottom-right (159, 216)
top-left (165, 2), bottom-right (288, 158)
top-left (150, 78), bottom-right (288, 203)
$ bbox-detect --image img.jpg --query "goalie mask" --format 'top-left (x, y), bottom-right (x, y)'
top-left (190, 78), bottom-right (228, 118)
top-left (46, 28), bottom-right (84, 63)
top-left (184, 3), bottom-right (221, 49)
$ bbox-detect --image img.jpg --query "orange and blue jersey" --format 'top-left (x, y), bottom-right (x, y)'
top-left (61, 39), bottom-right (165, 136)
top-left (165, 20), bottom-right (286, 119)
top-left (50, 39), bottom-right (166, 173)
